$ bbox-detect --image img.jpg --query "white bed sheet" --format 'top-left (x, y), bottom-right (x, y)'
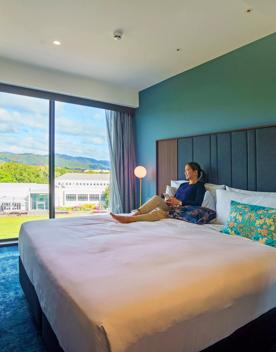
top-left (19, 215), bottom-right (276, 352)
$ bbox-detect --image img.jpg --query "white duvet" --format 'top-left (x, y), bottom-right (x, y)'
top-left (19, 215), bottom-right (276, 352)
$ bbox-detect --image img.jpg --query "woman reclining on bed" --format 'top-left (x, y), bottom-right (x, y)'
top-left (111, 162), bottom-right (206, 223)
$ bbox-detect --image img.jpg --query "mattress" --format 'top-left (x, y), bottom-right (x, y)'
top-left (18, 215), bottom-right (276, 352)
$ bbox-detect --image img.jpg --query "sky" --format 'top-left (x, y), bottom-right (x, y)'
top-left (0, 91), bottom-right (109, 160)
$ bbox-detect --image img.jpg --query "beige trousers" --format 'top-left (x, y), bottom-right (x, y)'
top-left (132, 195), bottom-right (169, 222)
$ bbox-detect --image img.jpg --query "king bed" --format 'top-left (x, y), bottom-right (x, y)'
top-left (19, 124), bottom-right (276, 352)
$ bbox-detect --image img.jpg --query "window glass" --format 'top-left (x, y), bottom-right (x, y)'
top-left (55, 102), bottom-right (110, 217)
top-left (0, 92), bottom-right (49, 240)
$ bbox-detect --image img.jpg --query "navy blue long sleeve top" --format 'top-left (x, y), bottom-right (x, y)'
top-left (175, 182), bottom-right (206, 206)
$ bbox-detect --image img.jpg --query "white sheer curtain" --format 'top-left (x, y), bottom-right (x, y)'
top-left (105, 110), bottom-right (136, 213)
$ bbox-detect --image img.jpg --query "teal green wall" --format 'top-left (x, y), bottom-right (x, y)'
top-left (135, 33), bottom-right (276, 201)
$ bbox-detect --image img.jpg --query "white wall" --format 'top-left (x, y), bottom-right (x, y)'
top-left (0, 56), bottom-right (139, 107)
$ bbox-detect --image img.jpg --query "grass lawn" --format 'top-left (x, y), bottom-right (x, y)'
top-left (0, 215), bottom-right (49, 240)
top-left (0, 212), bottom-right (106, 240)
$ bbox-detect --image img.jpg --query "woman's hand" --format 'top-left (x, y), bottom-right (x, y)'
top-left (166, 197), bottom-right (182, 206)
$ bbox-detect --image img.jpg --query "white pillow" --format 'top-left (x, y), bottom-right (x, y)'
top-left (201, 191), bottom-right (216, 211)
top-left (226, 186), bottom-right (276, 197)
top-left (164, 185), bottom-right (177, 197)
top-left (216, 189), bottom-right (276, 225)
top-left (170, 180), bottom-right (187, 188)
top-left (204, 183), bottom-right (226, 199)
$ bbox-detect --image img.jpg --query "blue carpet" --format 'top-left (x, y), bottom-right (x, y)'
top-left (0, 245), bottom-right (46, 352)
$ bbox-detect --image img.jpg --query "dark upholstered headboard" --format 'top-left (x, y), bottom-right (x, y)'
top-left (156, 125), bottom-right (276, 195)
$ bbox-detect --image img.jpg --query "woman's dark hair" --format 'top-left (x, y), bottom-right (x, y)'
top-left (186, 162), bottom-right (207, 182)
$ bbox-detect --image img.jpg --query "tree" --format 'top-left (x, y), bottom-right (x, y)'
top-left (102, 185), bottom-right (110, 209)
top-left (0, 162), bottom-right (48, 183)
top-left (0, 162), bottom-right (85, 184)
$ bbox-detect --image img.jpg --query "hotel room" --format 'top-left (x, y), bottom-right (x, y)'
top-left (0, 1), bottom-right (276, 352)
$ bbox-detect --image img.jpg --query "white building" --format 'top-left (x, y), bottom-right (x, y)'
top-left (0, 173), bottom-right (110, 213)
top-left (0, 183), bottom-right (48, 212)
top-left (55, 173), bottom-right (110, 208)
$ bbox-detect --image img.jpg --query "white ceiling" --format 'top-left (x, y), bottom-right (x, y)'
top-left (0, 0), bottom-right (275, 91)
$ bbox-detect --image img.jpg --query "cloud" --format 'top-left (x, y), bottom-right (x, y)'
top-left (0, 123), bottom-right (17, 133)
top-left (55, 135), bottom-right (109, 159)
top-left (0, 108), bottom-right (19, 133)
top-left (0, 121), bottom-right (17, 133)
top-left (0, 92), bottom-right (48, 115)
top-left (91, 136), bottom-right (105, 145)
top-left (0, 133), bottom-right (48, 155)
top-left (55, 112), bottom-right (107, 138)
top-left (0, 107), bottom-right (48, 133)
top-left (9, 145), bottom-right (24, 153)
top-left (0, 92), bottom-right (109, 160)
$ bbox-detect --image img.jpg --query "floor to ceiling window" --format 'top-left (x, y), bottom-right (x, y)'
top-left (55, 102), bottom-right (110, 218)
top-left (0, 92), bottom-right (49, 240)
top-left (0, 86), bottom-right (111, 241)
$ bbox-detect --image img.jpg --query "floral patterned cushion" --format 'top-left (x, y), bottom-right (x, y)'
top-left (169, 206), bottom-right (216, 225)
top-left (222, 200), bottom-right (276, 247)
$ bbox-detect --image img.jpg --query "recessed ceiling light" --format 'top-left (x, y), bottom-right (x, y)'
top-left (53, 40), bottom-right (61, 46)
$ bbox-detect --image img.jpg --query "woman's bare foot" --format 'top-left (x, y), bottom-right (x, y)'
top-left (131, 209), bottom-right (142, 216)
top-left (110, 212), bottom-right (135, 223)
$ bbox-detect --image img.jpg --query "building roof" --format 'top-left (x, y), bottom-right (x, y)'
top-left (55, 173), bottom-right (110, 181)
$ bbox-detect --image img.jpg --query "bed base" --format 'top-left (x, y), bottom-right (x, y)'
top-left (19, 257), bottom-right (276, 352)
top-left (19, 258), bottom-right (63, 352)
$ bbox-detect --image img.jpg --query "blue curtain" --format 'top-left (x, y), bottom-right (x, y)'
top-left (105, 110), bottom-right (136, 213)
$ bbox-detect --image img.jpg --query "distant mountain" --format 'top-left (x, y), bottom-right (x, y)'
top-left (0, 152), bottom-right (110, 170)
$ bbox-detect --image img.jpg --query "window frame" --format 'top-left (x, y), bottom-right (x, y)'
top-left (0, 83), bottom-right (134, 242)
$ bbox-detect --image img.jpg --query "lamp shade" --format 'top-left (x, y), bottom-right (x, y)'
top-left (134, 166), bottom-right (147, 178)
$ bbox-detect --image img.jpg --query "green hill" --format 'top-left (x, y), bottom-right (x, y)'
top-left (0, 152), bottom-right (110, 170)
